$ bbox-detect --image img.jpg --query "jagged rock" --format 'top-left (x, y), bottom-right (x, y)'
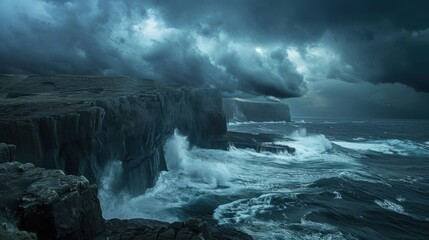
top-left (223, 98), bottom-right (291, 122)
top-left (208, 225), bottom-right (254, 240)
top-left (158, 228), bottom-right (176, 240)
top-left (0, 161), bottom-right (105, 239)
top-left (105, 218), bottom-right (252, 240)
top-left (0, 143), bottom-right (16, 163)
top-left (207, 131), bottom-right (296, 154)
top-left (0, 140), bottom-right (252, 240)
top-left (0, 75), bottom-right (226, 194)
top-left (169, 222), bottom-right (184, 231)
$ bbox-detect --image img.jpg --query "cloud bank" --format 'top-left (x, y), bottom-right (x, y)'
top-left (1, 0), bottom-right (428, 98)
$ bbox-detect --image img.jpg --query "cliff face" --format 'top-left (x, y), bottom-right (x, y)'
top-left (0, 143), bottom-right (16, 163)
top-left (0, 75), bottom-right (226, 194)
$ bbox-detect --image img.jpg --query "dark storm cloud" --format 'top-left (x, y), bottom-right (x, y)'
top-left (1, 0), bottom-right (429, 97)
top-left (155, 0), bottom-right (429, 93)
top-left (0, 0), bottom-right (304, 97)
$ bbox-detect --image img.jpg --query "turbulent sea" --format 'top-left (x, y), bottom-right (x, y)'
top-left (100, 118), bottom-right (429, 240)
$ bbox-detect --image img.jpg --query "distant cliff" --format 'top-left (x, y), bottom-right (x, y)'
top-left (0, 75), bottom-right (226, 194)
top-left (222, 98), bottom-right (291, 122)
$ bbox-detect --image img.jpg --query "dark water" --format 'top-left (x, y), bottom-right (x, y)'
top-left (101, 119), bottom-right (429, 240)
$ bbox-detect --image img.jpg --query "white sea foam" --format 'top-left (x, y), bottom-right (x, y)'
top-left (375, 199), bottom-right (406, 215)
top-left (99, 125), bottom-right (373, 238)
top-left (338, 171), bottom-right (391, 187)
top-left (228, 120), bottom-right (287, 126)
top-left (396, 196), bottom-right (406, 202)
top-left (333, 191), bottom-right (342, 199)
top-left (275, 128), bottom-right (332, 157)
top-left (395, 175), bottom-right (424, 184)
top-left (164, 129), bottom-right (231, 187)
top-left (99, 130), bottom-right (233, 221)
top-left (227, 121), bottom-right (256, 126)
top-left (290, 128), bottom-right (333, 151)
top-left (228, 126), bottom-right (356, 166)
top-left (272, 128), bottom-right (359, 166)
top-left (333, 139), bottom-right (429, 156)
top-left (323, 121), bottom-right (337, 124)
top-left (214, 193), bottom-right (288, 224)
top-left (215, 197), bottom-right (352, 240)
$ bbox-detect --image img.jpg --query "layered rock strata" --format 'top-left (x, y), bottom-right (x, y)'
top-left (0, 143), bottom-right (16, 163)
top-left (0, 75), bottom-right (226, 194)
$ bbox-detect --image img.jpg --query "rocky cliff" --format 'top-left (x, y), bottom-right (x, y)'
top-left (0, 142), bottom-right (16, 163)
top-left (0, 75), bottom-right (226, 194)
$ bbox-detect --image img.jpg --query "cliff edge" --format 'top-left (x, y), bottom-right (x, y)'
top-left (0, 75), bottom-right (226, 194)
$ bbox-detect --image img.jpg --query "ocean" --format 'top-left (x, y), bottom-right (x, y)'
top-left (100, 118), bottom-right (429, 240)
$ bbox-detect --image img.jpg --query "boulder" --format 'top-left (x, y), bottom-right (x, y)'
top-left (0, 161), bottom-right (105, 239)
top-left (105, 218), bottom-right (252, 240)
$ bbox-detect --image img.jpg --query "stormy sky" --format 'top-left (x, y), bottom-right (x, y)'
top-left (1, 0), bottom-right (429, 118)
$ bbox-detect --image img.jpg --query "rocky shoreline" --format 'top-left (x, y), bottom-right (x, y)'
top-left (0, 162), bottom-right (252, 239)
top-left (0, 75), bottom-right (294, 239)
top-left (0, 75), bottom-right (253, 239)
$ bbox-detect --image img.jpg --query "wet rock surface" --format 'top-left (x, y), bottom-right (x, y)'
top-left (105, 218), bottom-right (253, 240)
top-left (0, 143), bottom-right (16, 163)
top-left (0, 75), bottom-right (226, 194)
top-left (0, 162), bottom-right (252, 239)
top-left (208, 131), bottom-right (296, 154)
top-left (0, 161), bottom-right (105, 239)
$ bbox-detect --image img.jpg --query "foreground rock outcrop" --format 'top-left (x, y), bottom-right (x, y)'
top-left (222, 98), bottom-right (291, 122)
top-left (105, 218), bottom-right (253, 240)
top-left (0, 162), bottom-right (252, 240)
top-left (0, 75), bottom-right (226, 194)
top-left (0, 161), bottom-right (105, 239)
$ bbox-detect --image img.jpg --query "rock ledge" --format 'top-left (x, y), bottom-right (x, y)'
top-left (0, 161), bottom-right (105, 239)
